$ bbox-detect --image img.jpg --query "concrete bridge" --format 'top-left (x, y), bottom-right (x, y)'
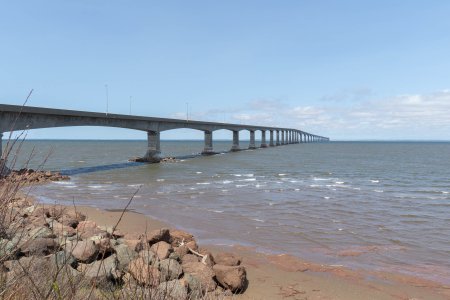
top-left (0, 104), bottom-right (329, 162)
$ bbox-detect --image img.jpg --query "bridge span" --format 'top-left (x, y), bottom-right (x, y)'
top-left (0, 104), bottom-right (329, 162)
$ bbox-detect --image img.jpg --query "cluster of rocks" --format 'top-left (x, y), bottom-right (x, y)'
top-left (160, 157), bottom-right (179, 163)
top-left (0, 197), bottom-right (248, 298)
top-left (0, 168), bottom-right (70, 183)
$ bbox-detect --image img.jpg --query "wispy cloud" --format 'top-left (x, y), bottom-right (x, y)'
top-left (171, 90), bottom-right (450, 140)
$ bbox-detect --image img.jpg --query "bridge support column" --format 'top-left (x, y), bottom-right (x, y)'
top-left (260, 131), bottom-right (267, 148)
top-left (281, 131), bottom-right (285, 145)
top-left (269, 130), bottom-right (274, 147)
top-left (249, 130), bottom-right (256, 149)
top-left (0, 132), bottom-right (3, 159)
top-left (140, 131), bottom-right (161, 163)
top-left (202, 130), bottom-right (215, 155)
top-left (231, 131), bottom-right (240, 152)
top-left (289, 131), bottom-right (292, 144)
top-left (276, 130), bottom-right (280, 145)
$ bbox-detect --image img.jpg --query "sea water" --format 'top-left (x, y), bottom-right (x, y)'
top-left (10, 140), bottom-right (450, 284)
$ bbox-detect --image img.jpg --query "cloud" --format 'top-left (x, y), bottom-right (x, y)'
top-left (172, 90), bottom-right (450, 140)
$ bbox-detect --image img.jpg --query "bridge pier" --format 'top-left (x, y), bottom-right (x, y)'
top-left (276, 130), bottom-right (280, 146)
top-left (269, 130), bottom-right (274, 147)
top-left (202, 130), bottom-right (215, 155)
top-left (141, 131), bottom-right (162, 163)
top-left (249, 130), bottom-right (256, 149)
top-left (281, 131), bottom-right (285, 145)
top-left (260, 131), bottom-right (268, 148)
top-left (0, 132), bottom-right (3, 159)
top-left (231, 130), bottom-right (240, 152)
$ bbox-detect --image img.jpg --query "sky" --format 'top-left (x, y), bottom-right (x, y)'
top-left (1, 1), bottom-right (450, 140)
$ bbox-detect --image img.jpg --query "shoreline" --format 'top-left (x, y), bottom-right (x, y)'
top-left (60, 201), bottom-right (450, 299)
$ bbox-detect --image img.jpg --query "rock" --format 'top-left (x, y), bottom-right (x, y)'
top-left (138, 249), bottom-right (158, 265)
top-left (168, 252), bottom-right (181, 262)
top-left (58, 211), bottom-right (85, 228)
top-left (156, 279), bottom-right (188, 299)
top-left (145, 228), bottom-right (170, 245)
top-left (67, 240), bottom-right (99, 263)
top-left (183, 273), bottom-right (203, 298)
top-left (198, 248), bottom-right (215, 267)
top-left (182, 262), bottom-right (216, 292)
top-left (128, 257), bottom-right (161, 286)
top-left (28, 226), bottom-right (55, 239)
top-left (114, 244), bottom-right (137, 272)
top-left (48, 219), bottom-right (76, 237)
top-left (174, 245), bottom-right (189, 258)
top-left (20, 238), bottom-right (58, 256)
top-left (214, 252), bottom-right (241, 266)
top-left (181, 254), bottom-right (199, 264)
top-left (158, 258), bottom-right (183, 281)
top-left (150, 241), bottom-right (172, 260)
top-left (49, 250), bottom-right (78, 269)
top-left (123, 239), bottom-right (143, 252)
top-left (85, 254), bottom-right (120, 282)
top-left (95, 238), bottom-right (114, 256)
top-left (186, 240), bottom-right (198, 251)
top-left (169, 229), bottom-right (194, 246)
top-left (213, 264), bottom-right (248, 293)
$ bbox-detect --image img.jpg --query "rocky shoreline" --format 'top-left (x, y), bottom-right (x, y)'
top-left (0, 170), bottom-right (248, 299)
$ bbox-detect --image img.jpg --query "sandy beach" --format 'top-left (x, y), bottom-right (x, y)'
top-left (69, 204), bottom-right (450, 300)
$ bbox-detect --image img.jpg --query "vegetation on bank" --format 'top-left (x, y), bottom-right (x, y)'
top-left (0, 135), bottom-right (248, 299)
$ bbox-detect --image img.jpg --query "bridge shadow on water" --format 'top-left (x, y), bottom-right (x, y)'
top-left (58, 154), bottom-right (205, 176)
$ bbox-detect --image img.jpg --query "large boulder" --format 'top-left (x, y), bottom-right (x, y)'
top-left (158, 258), bottom-right (183, 281)
top-left (181, 262), bottom-right (216, 292)
top-left (20, 237), bottom-right (58, 256)
top-left (49, 250), bottom-right (78, 269)
top-left (150, 241), bottom-right (172, 260)
top-left (214, 252), bottom-right (241, 266)
top-left (67, 240), bottom-right (99, 263)
top-left (145, 228), bottom-right (170, 245)
top-left (169, 229), bottom-right (195, 246)
top-left (156, 279), bottom-right (188, 299)
top-left (182, 273), bottom-right (203, 298)
top-left (84, 254), bottom-right (120, 283)
top-left (128, 257), bottom-right (161, 287)
top-left (28, 226), bottom-right (55, 239)
top-left (213, 264), bottom-right (248, 293)
top-left (181, 254), bottom-right (199, 264)
top-left (114, 244), bottom-right (137, 272)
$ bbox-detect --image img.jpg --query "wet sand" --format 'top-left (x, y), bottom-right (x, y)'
top-left (72, 204), bottom-right (450, 300)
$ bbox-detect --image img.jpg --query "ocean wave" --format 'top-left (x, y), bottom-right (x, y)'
top-left (88, 185), bottom-right (104, 189)
top-left (196, 182), bottom-right (210, 185)
top-left (222, 180), bottom-right (233, 184)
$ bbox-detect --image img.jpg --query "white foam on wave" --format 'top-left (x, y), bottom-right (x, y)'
top-left (335, 181), bottom-right (345, 184)
top-left (442, 191), bottom-right (449, 194)
top-left (156, 179), bottom-right (165, 182)
top-left (222, 180), bottom-right (233, 184)
top-left (313, 177), bottom-right (331, 181)
top-left (196, 182), bottom-right (210, 185)
top-left (88, 185), bottom-right (103, 189)
top-left (235, 184), bottom-right (248, 188)
top-left (289, 180), bottom-right (298, 183)
top-left (77, 160), bottom-right (85, 163)
top-left (243, 174), bottom-right (254, 177)
top-left (374, 189), bottom-right (384, 193)
top-left (294, 188), bottom-right (300, 191)
top-left (233, 174), bottom-right (242, 177)
top-left (371, 180), bottom-right (380, 183)
top-left (251, 218), bottom-right (264, 223)
top-left (221, 189), bottom-right (228, 192)
top-left (196, 171), bottom-right (202, 174)
top-left (309, 184), bottom-right (321, 188)
top-left (208, 209), bottom-right (224, 213)
top-left (189, 187), bottom-right (196, 190)
top-left (127, 184), bottom-right (141, 187)
top-left (242, 178), bottom-right (256, 182)
top-left (52, 181), bottom-right (72, 185)
top-left (278, 173), bottom-right (287, 176)
top-left (353, 187), bottom-right (361, 190)
top-left (324, 196), bottom-right (330, 199)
